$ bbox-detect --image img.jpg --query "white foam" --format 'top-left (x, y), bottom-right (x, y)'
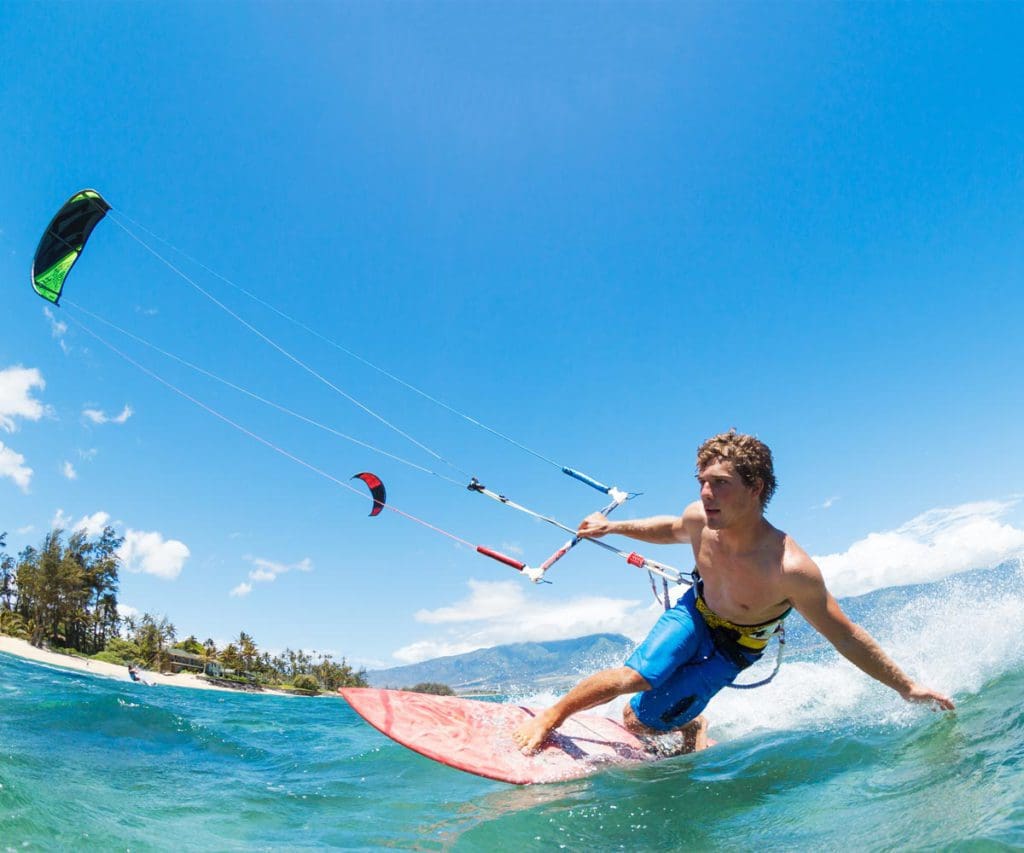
top-left (708, 562), bottom-right (1024, 740)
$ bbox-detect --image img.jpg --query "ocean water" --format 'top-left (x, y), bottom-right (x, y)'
top-left (1, 563), bottom-right (1022, 851)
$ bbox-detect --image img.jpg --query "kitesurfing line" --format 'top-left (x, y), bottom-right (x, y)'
top-left (64, 300), bottom-right (463, 487)
top-left (63, 311), bottom-right (687, 586)
top-left (107, 208), bottom-right (634, 501)
top-left (64, 300), bottom-right (625, 554)
top-left (105, 210), bottom-right (649, 571)
top-left (108, 213), bottom-right (476, 482)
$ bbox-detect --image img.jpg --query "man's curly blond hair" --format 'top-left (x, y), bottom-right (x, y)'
top-left (696, 429), bottom-right (777, 507)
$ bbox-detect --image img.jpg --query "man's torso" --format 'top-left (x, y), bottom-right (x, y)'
top-left (687, 514), bottom-right (795, 626)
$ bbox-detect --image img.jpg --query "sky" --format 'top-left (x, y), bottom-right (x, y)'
top-left (2, 2), bottom-right (1023, 669)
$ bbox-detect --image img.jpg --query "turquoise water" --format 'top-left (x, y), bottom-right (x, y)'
top-left (2, 564), bottom-right (1023, 850)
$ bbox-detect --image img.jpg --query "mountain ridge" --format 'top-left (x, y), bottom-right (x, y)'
top-left (365, 632), bottom-right (635, 693)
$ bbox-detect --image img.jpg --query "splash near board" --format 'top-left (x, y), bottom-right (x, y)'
top-left (340, 687), bottom-right (663, 785)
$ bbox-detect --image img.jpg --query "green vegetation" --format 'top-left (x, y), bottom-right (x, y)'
top-left (291, 674), bottom-right (320, 693)
top-left (0, 529), bottom-right (367, 693)
top-left (407, 682), bottom-right (455, 695)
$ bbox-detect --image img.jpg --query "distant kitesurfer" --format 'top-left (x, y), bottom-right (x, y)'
top-left (513, 430), bottom-right (955, 755)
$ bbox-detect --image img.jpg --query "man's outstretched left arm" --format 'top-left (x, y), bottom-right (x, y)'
top-left (787, 562), bottom-right (955, 710)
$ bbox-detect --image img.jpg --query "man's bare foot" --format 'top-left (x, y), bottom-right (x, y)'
top-left (512, 708), bottom-right (561, 754)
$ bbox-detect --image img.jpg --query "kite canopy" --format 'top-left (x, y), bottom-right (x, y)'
top-left (352, 472), bottom-right (386, 516)
top-left (32, 189), bottom-right (110, 304)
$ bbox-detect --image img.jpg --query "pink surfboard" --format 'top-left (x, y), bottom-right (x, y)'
top-left (340, 687), bottom-right (662, 785)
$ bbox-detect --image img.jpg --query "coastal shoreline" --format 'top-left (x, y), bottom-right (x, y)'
top-left (0, 634), bottom-right (297, 696)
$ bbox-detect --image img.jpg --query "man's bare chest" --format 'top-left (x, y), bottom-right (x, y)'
top-left (692, 541), bottom-right (789, 623)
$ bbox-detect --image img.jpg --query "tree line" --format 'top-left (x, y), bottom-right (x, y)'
top-left (0, 528), bottom-right (366, 693)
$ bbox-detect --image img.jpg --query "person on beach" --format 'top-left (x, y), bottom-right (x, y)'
top-left (513, 430), bottom-right (955, 755)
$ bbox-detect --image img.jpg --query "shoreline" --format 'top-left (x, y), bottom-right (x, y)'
top-left (0, 634), bottom-right (300, 697)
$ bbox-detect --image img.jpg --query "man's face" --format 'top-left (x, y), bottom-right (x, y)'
top-left (696, 459), bottom-right (762, 529)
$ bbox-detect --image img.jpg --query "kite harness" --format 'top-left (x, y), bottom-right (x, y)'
top-left (690, 570), bottom-right (788, 689)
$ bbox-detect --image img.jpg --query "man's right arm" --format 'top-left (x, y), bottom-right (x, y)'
top-left (577, 501), bottom-right (703, 544)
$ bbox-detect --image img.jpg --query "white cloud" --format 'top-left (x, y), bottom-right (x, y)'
top-left (77, 448), bottom-right (98, 462)
top-left (52, 508), bottom-right (72, 529)
top-left (815, 499), bottom-right (1024, 598)
top-left (117, 529), bottom-right (190, 580)
top-left (248, 556), bottom-right (312, 582)
top-left (82, 405), bottom-right (133, 425)
top-left (73, 511), bottom-right (111, 537)
top-left (228, 555), bottom-right (313, 597)
top-left (390, 500), bottom-right (1024, 666)
top-left (62, 461), bottom-right (77, 480)
top-left (414, 580), bottom-right (530, 624)
top-left (0, 366), bottom-right (47, 433)
top-left (0, 442), bottom-right (33, 491)
top-left (118, 603), bottom-right (140, 620)
top-left (16, 525), bottom-right (34, 535)
top-left (821, 496), bottom-right (839, 510)
top-left (391, 578), bottom-right (655, 664)
top-left (392, 639), bottom-right (483, 662)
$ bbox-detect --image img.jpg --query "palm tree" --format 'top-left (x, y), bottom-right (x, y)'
top-left (237, 631), bottom-right (258, 674)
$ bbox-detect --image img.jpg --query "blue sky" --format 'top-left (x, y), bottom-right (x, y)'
top-left (2, 3), bottom-right (1023, 668)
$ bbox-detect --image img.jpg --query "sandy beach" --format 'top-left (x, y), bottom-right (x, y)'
top-left (0, 634), bottom-right (293, 695)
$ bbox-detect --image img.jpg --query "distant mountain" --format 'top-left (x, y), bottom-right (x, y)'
top-left (365, 633), bottom-right (635, 693)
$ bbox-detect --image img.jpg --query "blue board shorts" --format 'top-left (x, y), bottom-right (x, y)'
top-left (626, 586), bottom-right (760, 731)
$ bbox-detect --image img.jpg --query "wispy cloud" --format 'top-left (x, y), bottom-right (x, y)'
top-left (82, 405), bottom-right (133, 425)
top-left (820, 496), bottom-right (839, 510)
top-left (62, 461), bottom-right (77, 480)
top-left (391, 578), bottom-right (654, 664)
top-left (228, 555), bottom-right (313, 597)
top-left (43, 307), bottom-right (68, 352)
top-left (249, 556), bottom-right (312, 581)
top-left (815, 499), bottom-right (1024, 598)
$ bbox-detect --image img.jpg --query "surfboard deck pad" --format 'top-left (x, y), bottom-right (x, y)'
top-left (339, 687), bottom-right (664, 784)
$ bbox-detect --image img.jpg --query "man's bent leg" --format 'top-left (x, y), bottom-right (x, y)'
top-left (622, 703), bottom-right (709, 755)
top-left (512, 666), bottom-right (650, 754)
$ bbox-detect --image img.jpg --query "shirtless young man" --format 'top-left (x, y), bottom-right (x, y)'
top-left (513, 430), bottom-right (954, 755)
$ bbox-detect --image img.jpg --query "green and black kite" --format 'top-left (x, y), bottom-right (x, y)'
top-left (32, 189), bottom-right (110, 304)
